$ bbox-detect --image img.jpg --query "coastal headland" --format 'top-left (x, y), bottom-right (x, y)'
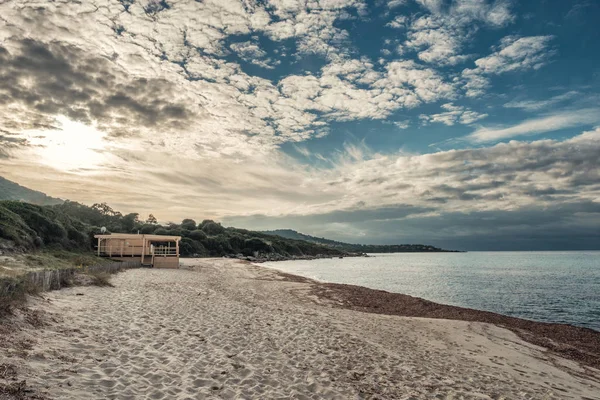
top-left (1, 258), bottom-right (599, 399)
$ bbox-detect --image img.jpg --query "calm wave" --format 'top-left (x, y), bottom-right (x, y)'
top-left (262, 251), bottom-right (600, 331)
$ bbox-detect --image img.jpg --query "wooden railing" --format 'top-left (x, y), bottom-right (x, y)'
top-left (153, 247), bottom-right (177, 256)
top-left (96, 245), bottom-right (178, 257)
top-left (96, 245), bottom-right (146, 257)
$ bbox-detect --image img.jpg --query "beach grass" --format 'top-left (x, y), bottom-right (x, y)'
top-left (0, 250), bottom-right (111, 278)
top-left (86, 271), bottom-right (114, 287)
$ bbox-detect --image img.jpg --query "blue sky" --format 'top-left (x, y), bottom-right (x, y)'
top-left (0, 0), bottom-right (599, 249)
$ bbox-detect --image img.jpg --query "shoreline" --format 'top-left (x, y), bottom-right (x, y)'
top-left (1, 258), bottom-right (599, 399)
top-left (260, 262), bottom-right (600, 370)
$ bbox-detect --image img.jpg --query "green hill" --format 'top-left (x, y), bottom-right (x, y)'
top-left (0, 177), bottom-right (63, 205)
top-left (262, 229), bottom-right (457, 253)
top-left (0, 177), bottom-right (453, 257)
top-left (0, 200), bottom-right (348, 259)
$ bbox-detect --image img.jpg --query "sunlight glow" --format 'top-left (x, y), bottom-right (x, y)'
top-left (19, 116), bottom-right (108, 172)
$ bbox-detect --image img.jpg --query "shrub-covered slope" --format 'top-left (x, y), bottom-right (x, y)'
top-left (0, 200), bottom-right (346, 259)
top-left (0, 177), bottom-right (63, 205)
top-left (262, 229), bottom-right (457, 252)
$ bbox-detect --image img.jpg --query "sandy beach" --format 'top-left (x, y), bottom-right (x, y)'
top-left (1, 258), bottom-right (599, 399)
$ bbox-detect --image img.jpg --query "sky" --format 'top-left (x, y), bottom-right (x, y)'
top-left (0, 0), bottom-right (599, 250)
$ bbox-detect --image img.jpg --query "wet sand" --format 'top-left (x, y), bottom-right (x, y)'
top-left (1, 258), bottom-right (599, 399)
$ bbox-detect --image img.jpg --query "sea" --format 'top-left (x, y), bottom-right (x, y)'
top-left (262, 251), bottom-right (600, 331)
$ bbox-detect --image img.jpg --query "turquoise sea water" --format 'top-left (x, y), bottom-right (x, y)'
top-left (262, 251), bottom-right (600, 331)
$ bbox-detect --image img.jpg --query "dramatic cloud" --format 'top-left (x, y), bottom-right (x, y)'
top-left (0, 40), bottom-right (193, 135)
top-left (225, 129), bottom-right (600, 248)
top-left (0, 0), bottom-right (598, 249)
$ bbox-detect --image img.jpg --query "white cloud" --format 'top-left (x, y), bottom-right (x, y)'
top-left (420, 103), bottom-right (488, 126)
top-left (224, 129), bottom-right (600, 225)
top-left (381, 60), bottom-right (457, 103)
top-left (474, 35), bottom-right (555, 74)
top-left (405, 0), bottom-right (515, 66)
top-left (504, 91), bottom-right (579, 111)
top-left (230, 40), bottom-right (280, 69)
top-left (405, 20), bottom-right (471, 65)
top-left (394, 120), bottom-right (410, 129)
top-left (387, 0), bottom-right (408, 9)
top-left (386, 15), bottom-right (407, 28)
top-left (462, 35), bottom-right (555, 97)
top-left (0, 0), bottom-right (595, 234)
top-left (467, 108), bottom-right (600, 142)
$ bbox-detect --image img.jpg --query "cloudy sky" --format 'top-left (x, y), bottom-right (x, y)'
top-left (1, 0), bottom-right (599, 250)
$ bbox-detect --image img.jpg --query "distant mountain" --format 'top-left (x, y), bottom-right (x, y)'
top-left (262, 229), bottom-right (458, 253)
top-left (0, 176), bottom-right (63, 206)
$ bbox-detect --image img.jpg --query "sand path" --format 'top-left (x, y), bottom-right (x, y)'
top-left (2, 258), bottom-right (599, 399)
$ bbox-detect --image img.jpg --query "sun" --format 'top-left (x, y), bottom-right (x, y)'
top-left (19, 116), bottom-right (109, 172)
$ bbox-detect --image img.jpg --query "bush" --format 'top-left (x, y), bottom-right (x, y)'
top-left (203, 235), bottom-right (233, 256)
top-left (228, 235), bottom-right (246, 252)
top-left (87, 271), bottom-right (114, 287)
top-left (0, 204), bottom-right (37, 248)
top-left (243, 237), bottom-right (273, 254)
top-left (1, 202), bottom-right (68, 246)
top-left (180, 237), bottom-right (207, 257)
top-left (139, 224), bottom-right (157, 234)
top-left (181, 219), bottom-right (197, 230)
top-left (188, 229), bottom-right (207, 241)
top-left (202, 222), bottom-right (225, 236)
top-left (0, 277), bottom-right (27, 315)
top-left (165, 228), bottom-right (182, 236)
top-left (153, 227), bottom-right (169, 235)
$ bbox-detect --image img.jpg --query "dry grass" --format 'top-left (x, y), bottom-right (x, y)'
top-left (87, 272), bottom-right (114, 287)
top-left (0, 379), bottom-right (48, 399)
top-left (0, 278), bottom-right (26, 317)
top-left (0, 364), bottom-right (17, 379)
top-left (0, 251), bottom-right (112, 279)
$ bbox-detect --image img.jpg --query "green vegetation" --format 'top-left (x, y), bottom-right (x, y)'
top-left (0, 276), bottom-right (27, 315)
top-left (262, 229), bottom-right (457, 253)
top-left (0, 200), bottom-right (346, 259)
top-left (0, 176), bottom-right (63, 205)
top-left (0, 250), bottom-right (113, 280)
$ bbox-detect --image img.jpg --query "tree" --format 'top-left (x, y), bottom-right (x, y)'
top-left (146, 214), bottom-right (158, 224)
top-left (242, 237), bottom-right (272, 255)
top-left (121, 213), bottom-right (140, 232)
top-left (91, 202), bottom-right (120, 217)
top-left (188, 229), bottom-right (207, 241)
top-left (202, 221), bottom-right (225, 235)
top-left (199, 219), bottom-right (215, 228)
top-left (154, 228), bottom-right (169, 235)
top-left (180, 237), bottom-right (206, 257)
top-left (181, 218), bottom-right (197, 230)
top-left (140, 224), bottom-right (157, 234)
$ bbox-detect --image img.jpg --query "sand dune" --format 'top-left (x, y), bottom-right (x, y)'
top-left (1, 258), bottom-right (599, 399)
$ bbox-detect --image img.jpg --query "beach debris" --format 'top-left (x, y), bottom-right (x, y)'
top-left (0, 363), bottom-right (17, 379)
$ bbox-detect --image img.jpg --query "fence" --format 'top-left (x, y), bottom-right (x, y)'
top-left (0, 260), bottom-right (142, 304)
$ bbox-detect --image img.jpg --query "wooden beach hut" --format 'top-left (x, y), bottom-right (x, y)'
top-left (94, 233), bottom-right (181, 268)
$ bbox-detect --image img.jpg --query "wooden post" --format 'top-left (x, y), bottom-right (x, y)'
top-left (176, 240), bottom-right (179, 257)
top-left (141, 236), bottom-right (146, 264)
top-left (97, 238), bottom-right (101, 256)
